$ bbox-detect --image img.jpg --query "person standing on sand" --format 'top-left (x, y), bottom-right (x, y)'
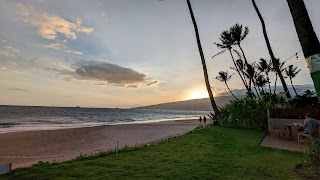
top-left (203, 116), bottom-right (206, 126)
top-left (298, 113), bottom-right (319, 133)
top-left (199, 116), bottom-right (202, 124)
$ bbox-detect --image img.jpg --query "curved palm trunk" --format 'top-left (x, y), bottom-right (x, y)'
top-left (225, 82), bottom-right (237, 99)
top-left (251, 0), bottom-right (292, 100)
top-left (186, 0), bottom-right (223, 122)
top-left (238, 44), bottom-right (249, 65)
top-left (290, 78), bottom-right (298, 97)
top-left (286, 0), bottom-right (320, 100)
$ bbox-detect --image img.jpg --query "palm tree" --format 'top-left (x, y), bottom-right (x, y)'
top-left (243, 63), bottom-right (260, 98)
top-left (251, 0), bottom-right (292, 100)
top-left (257, 58), bottom-right (272, 94)
top-left (215, 71), bottom-right (237, 99)
top-left (231, 24), bottom-right (250, 65)
top-left (213, 30), bottom-right (250, 93)
top-left (285, 65), bottom-right (301, 97)
top-left (286, 0), bottom-right (320, 100)
top-left (186, 0), bottom-right (223, 122)
top-left (271, 59), bottom-right (286, 94)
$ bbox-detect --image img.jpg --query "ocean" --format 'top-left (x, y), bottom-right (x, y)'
top-left (0, 105), bottom-right (210, 133)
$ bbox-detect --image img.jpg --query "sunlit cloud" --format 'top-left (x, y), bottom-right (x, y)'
top-left (0, 66), bottom-right (8, 72)
top-left (17, 3), bottom-right (93, 40)
top-left (0, 46), bottom-right (20, 57)
top-left (65, 50), bottom-right (83, 55)
top-left (42, 43), bottom-right (63, 49)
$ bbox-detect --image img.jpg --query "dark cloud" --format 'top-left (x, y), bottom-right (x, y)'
top-left (8, 88), bottom-right (29, 92)
top-left (147, 80), bottom-right (165, 87)
top-left (74, 62), bottom-right (147, 87)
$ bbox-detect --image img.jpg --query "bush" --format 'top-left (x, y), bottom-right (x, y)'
top-left (220, 95), bottom-right (288, 131)
top-left (307, 137), bottom-right (320, 166)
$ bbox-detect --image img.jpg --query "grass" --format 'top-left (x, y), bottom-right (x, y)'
top-left (2, 126), bottom-right (306, 180)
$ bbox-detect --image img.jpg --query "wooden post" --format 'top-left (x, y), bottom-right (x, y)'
top-left (116, 140), bottom-right (119, 156)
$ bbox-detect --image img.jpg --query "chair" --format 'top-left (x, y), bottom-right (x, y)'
top-left (298, 124), bottom-right (319, 143)
top-left (271, 125), bottom-right (285, 137)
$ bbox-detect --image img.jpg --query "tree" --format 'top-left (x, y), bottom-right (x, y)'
top-left (271, 58), bottom-right (286, 94)
top-left (213, 29), bottom-right (251, 94)
top-left (286, 0), bottom-right (320, 100)
top-left (215, 71), bottom-right (237, 99)
top-left (186, 0), bottom-right (223, 122)
top-left (251, 0), bottom-right (292, 100)
top-left (257, 58), bottom-right (272, 94)
top-left (285, 65), bottom-right (301, 97)
top-left (231, 24), bottom-right (250, 66)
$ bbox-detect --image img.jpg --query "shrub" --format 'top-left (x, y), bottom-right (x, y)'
top-left (220, 96), bottom-right (288, 131)
top-left (307, 137), bottom-right (320, 166)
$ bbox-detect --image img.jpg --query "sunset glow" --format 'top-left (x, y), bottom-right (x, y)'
top-left (189, 91), bottom-right (209, 100)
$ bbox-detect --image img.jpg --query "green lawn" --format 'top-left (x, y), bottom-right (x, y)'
top-left (2, 126), bottom-right (306, 180)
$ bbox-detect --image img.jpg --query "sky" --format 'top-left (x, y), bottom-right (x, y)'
top-left (0, 0), bottom-right (319, 108)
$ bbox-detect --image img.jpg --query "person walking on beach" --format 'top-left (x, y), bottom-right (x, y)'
top-left (298, 113), bottom-right (319, 133)
top-left (203, 116), bottom-right (207, 126)
top-left (199, 116), bottom-right (202, 124)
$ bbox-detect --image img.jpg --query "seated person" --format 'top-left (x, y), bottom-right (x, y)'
top-left (298, 113), bottom-right (319, 134)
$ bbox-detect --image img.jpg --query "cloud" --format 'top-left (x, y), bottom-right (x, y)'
top-left (17, 3), bottom-right (93, 40)
top-left (73, 62), bottom-right (147, 87)
top-left (0, 46), bottom-right (21, 57)
top-left (65, 50), bottom-right (83, 55)
top-left (8, 88), bottom-right (29, 92)
top-left (147, 80), bottom-right (166, 87)
top-left (43, 43), bottom-right (63, 49)
top-left (0, 66), bottom-right (8, 72)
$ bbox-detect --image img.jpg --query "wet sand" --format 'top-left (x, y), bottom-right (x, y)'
top-left (0, 119), bottom-right (201, 169)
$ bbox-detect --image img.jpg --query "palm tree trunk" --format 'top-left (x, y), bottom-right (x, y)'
top-left (266, 72), bottom-right (272, 94)
top-left (225, 82), bottom-right (238, 100)
top-left (290, 78), bottom-right (298, 97)
top-left (286, 0), bottom-right (320, 100)
top-left (251, 0), bottom-right (292, 100)
top-left (229, 49), bottom-right (250, 92)
top-left (274, 73), bottom-right (278, 94)
top-left (238, 44), bottom-right (249, 65)
top-left (186, 0), bottom-right (223, 122)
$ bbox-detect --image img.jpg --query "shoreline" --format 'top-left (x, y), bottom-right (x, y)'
top-left (0, 117), bottom-right (200, 134)
top-left (0, 118), bottom-right (202, 169)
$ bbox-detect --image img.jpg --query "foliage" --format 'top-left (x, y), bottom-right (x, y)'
top-left (307, 137), bottom-right (320, 166)
top-left (2, 127), bottom-right (306, 180)
top-left (220, 96), bottom-right (288, 130)
top-left (291, 90), bottom-right (319, 107)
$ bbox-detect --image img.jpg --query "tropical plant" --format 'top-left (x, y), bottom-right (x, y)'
top-left (302, 90), bottom-right (315, 98)
top-left (257, 58), bottom-right (272, 93)
top-left (215, 71), bottom-right (237, 99)
top-left (243, 63), bottom-right (259, 97)
top-left (286, 0), bottom-right (320, 100)
top-left (230, 24), bottom-right (250, 65)
top-left (220, 96), bottom-right (288, 131)
top-left (213, 28), bottom-right (251, 94)
top-left (251, 0), bottom-right (292, 100)
top-left (271, 58), bottom-right (286, 94)
top-left (186, 0), bottom-right (223, 122)
top-left (285, 65), bottom-right (301, 97)
top-left (255, 74), bottom-right (269, 93)
top-left (307, 137), bottom-right (320, 166)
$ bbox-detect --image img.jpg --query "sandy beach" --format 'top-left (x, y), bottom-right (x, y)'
top-left (0, 119), bottom-right (201, 169)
